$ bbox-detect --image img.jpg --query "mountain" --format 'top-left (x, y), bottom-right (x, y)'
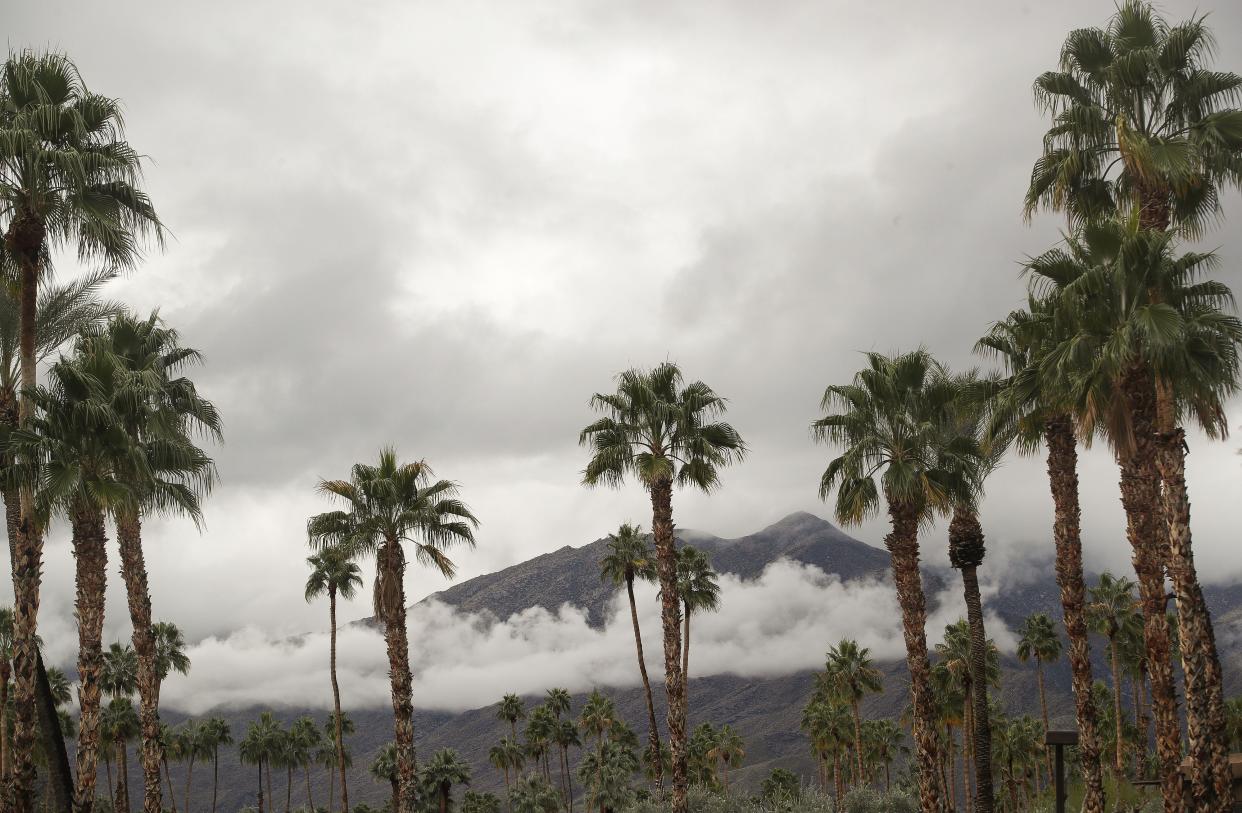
top-left (132, 511), bottom-right (1242, 811)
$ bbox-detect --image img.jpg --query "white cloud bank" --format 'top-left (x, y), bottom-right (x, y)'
top-left (161, 559), bottom-right (1015, 716)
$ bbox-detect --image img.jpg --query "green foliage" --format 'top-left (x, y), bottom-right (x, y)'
top-left (760, 768), bottom-right (800, 801)
top-left (620, 786), bottom-right (914, 813)
top-left (460, 791), bottom-right (500, 813)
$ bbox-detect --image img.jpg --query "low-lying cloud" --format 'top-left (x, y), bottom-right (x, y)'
top-left (161, 559), bottom-right (1015, 715)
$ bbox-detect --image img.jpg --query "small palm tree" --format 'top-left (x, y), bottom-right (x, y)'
top-left (287, 717), bottom-right (322, 812)
top-left (801, 698), bottom-right (851, 799)
top-left (101, 697), bottom-right (140, 813)
top-left (599, 523), bottom-right (663, 790)
top-left (1088, 572), bottom-right (1144, 775)
top-left (462, 791), bottom-right (502, 813)
top-left (1017, 613), bottom-right (1063, 782)
top-left (509, 775), bottom-right (559, 813)
top-left (822, 640), bottom-right (883, 783)
top-left (369, 743), bottom-right (399, 813)
top-left (421, 748), bottom-right (472, 813)
top-left (708, 726), bottom-right (744, 796)
top-left (813, 349), bottom-right (970, 811)
top-left (554, 720), bottom-right (581, 813)
top-left (580, 361), bottom-right (745, 813)
top-left (673, 545), bottom-right (720, 700)
top-left (305, 545), bottom-right (362, 813)
top-left (309, 449), bottom-right (478, 813)
top-left (497, 695), bottom-right (526, 741)
top-left (240, 714), bottom-right (282, 813)
top-left (200, 717), bottom-right (232, 813)
top-left (101, 642), bottom-right (138, 813)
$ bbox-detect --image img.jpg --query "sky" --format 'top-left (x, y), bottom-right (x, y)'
top-left (7, 0), bottom-right (1242, 710)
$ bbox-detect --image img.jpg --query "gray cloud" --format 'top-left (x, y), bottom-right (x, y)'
top-left (5, 0), bottom-right (1242, 676)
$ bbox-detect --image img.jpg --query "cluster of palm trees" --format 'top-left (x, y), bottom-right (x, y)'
top-left (238, 712), bottom-right (364, 813)
top-left (805, 3), bottom-right (1242, 812)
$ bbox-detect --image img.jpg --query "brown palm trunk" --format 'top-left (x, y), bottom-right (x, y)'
top-left (0, 658), bottom-right (8, 785)
top-left (648, 476), bottom-right (687, 813)
top-left (328, 587), bottom-right (350, 813)
top-left (10, 229), bottom-right (44, 813)
top-left (1035, 662), bottom-right (1052, 785)
top-left (682, 607), bottom-right (691, 724)
top-left (212, 749), bottom-right (220, 813)
top-left (378, 540), bottom-right (417, 813)
top-left (1043, 416), bottom-right (1106, 813)
top-left (1156, 425), bottom-right (1231, 811)
top-left (626, 567), bottom-right (663, 776)
top-left (850, 701), bottom-right (864, 784)
top-left (946, 724), bottom-right (956, 812)
top-left (184, 755), bottom-right (195, 813)
top-left (285, 764), bottom-right (292, 813)
top-left (256, 762), bottom-right (264, 813)
top-left (832, 752), bottom-right (842, 802)
top-left (960, 561), bottom-right (994, 813)
top-left (164, 756), bottom-right (179, 813)
top-left (72, 501), bottom-right (109, 813)
top-left (116, 737), bottom-right (131, 813)
top-left (1118, 364), bottom-right (1181, 813)
top-left (884, 497), bottom-right (944, 812)
top-left (117, 512), bottom-right (165, 813)
top-left (1108, 635), bottom-right (1125, 774)
top-left (389, 778), bottom-right (398, 813)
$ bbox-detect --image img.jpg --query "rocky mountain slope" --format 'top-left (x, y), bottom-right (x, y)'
top-left (139, 512), bottom-right (1242, 811)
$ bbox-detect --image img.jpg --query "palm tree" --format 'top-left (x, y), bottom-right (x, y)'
top-left (599, 523), bottom-right (664, 791)
top-left (707, 726), bottom-right (743, 796)
top-left (287, 717), bottom-right (322, 813)
top-left (305, 545), bottom-right (362, 813)
top-left (509, 775), bottom-right (559, 813)
top-left (462, 791), bottom-right (502, 813)
top-left (1088, 572), bottom-right (1144, 775)
top-left (200, 717), bottom-right (232, 813)
top-left (422, 748), bottom-right (472, 813)
top-left (498, 695), bottom-right (526, 741)
top-left (554, 720), bottom-right (581, 813)
top-left (801, 697), bottom-right (851, 799)
top-left (318, 718), bottom-right (354, 813)
top-left (159, 723), bottom-right (181, 813)
top-left (579, 362), bottom-right (745, 813)
top-left (812, 349), bottom-right (971, 811)
top-left (174, 721), bottom-right (212, 813)
top-left (977, 304), bottom-right (1108, 812)
top-left (102, 642), bottom-right (139, 813)
top-left (369, 743), bottom-right (399, 813)
top-left (102, 697), bottom-right (141, 813)
top-left (866, 719), bottom-right (905, 792)
top-left (0, 606), bottom-right (12, 785)
top-left (1033, 220), bottom-right (1241, 808)
top-left (0, 50), bottom-right (163, 813)
top-left (822, 640), bottom-right (882, 784)
top-left (308, 449), bottom-right (478, 813)
top-left (673, 545), bottom-right (720, 702)
top-left (240, 714), bottom-right (282, 813)
top-left (523, 706), bottom-right (556, 784)
top-left (1016, 612), bottom-right (1062, 782)
top-left (543, 688), bottom-right (572, 803)
top-left (489, 739), bottom-right (519, 813)
top-left (1025, 1), bottom-right (1242, 237)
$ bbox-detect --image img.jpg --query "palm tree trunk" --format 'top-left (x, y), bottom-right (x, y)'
top-left (71, 501), bottom-right (109, 813)
top-left (1118, 364), bottom-right (1181, 813)
top-left (305, 765), bottom-right (314, 811)
top-left (116, 737), bottom-right (131, 813)
top-left (648, 477), bottom-right (687, 813)
top-left (328, 587), bottom-right (350, 813)
top-left (389, 778), bottom-right (399, 813)
top-left (1043, 416), bottom-right (1106, 813)
top-left (832, 753), bottom-right (842, 802)
top-left (963, 700), bottom-right (973, 811)
top-left (379, 540), bottom-right (418, 813)
top-left (884, 497), bottom-right (944, 812)
top-left (945, 725), bottom-right (955, 812)
top-left (960, 562), bottom-right (994, 813)
top-left (256, 762), bottom-right (264, 813)
top-left (327, 756), bottom-right (336, 813)
top-left (850, 701), bottom-right (864, 784)
top-left (1108, 636), bottom-right (1125, 774)
top-left (105, 754), bottom-right (114, 804)
top-left (164, 755), bottom-right (179, 813)
top-left (265, 761), bottom-right (273, 813)
top-left (0, 658), bottom-right (8, 785)
top-left (1155, 425), bottom-right (1231, 812)
top-left (1036, 662), bottom-right (1052, 785)
top-left (682, 606), bottom-right (690, 708)
top-left (117, 512), bottom-right (165, 813)
top-left (285, 764), bottom-right (292, 813)
top-left (184, 755), bottom-right (195, 813)
top-left (212, 749), bottom-right (220, 813)
top-left (9, 230), bottom-right (43, 813)
top-left (623, 576), bottom-right (663, 793)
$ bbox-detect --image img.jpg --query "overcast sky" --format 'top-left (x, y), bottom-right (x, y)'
top-left (8, 1), bottom-right (1242, 691)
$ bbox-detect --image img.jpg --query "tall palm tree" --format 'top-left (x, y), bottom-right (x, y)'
top-left (1034, 220), bottom-right (1241, 808)
top-left (812, 349), bottom-right (971, 812)
top-left (1016, 612), bottom-right (1062, 783)
top-left (543, 689), bottom-right (572, 805)
top-left (1025, 0), bottom-right (1242, 237)
top-left (977, 304), bottom-right (1108, 813)
top-left (489, 737), bottom-right (525, 813)
top-left (866, 719), bottom-right (905, 792)
top-left (579, 362), bottom-right (745, 813)
top-left (200, 717), bottom-right (232, 813)
top-left (1088, 572), bottom-right (1144, 775)
top-left (800, 697), bottom-right (851, 800)
top-left (318, 717), bottom-right (353, 813)
top-left (599, 523), bottom-right (664, 791)
top-left (822, 640), bottom-right (882, 784)
top-left (102, 642), bottom-right (139, 813)
top-left (497, 695), bottom-right (526, 741)
top-left (509, 774), bottom-right (559, 813)
top-left (553, 720), bottom-right (580, 813)
top-left (174, 721), bottom-right (212, 813)
top-left (240, 714), bottom-right (282, 813)
top-left (11, 345), bottom-right (137, 812)
top-left (308, 449), bottom-right (478, 813)
top-left (935, 620), bottom-right (1000, 811)
top-left (673, 545), bottom-right (720, 700)
top-left (523, 706), bottom-right (556, 784)
top-left (305, 545), bottom-right (362, 813)
top-left (422, 748), bottom-right (472, 813)
top-left (102, 697), bottom-right (141, 813)
top-left (0, 51), bottom-right (163, 813)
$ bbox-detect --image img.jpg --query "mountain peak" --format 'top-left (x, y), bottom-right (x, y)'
top-left (764, 511), bottom-right (834, 533)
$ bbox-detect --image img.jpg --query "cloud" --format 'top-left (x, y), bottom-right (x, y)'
top-left (159, 558), bottom-right (1015, 715)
